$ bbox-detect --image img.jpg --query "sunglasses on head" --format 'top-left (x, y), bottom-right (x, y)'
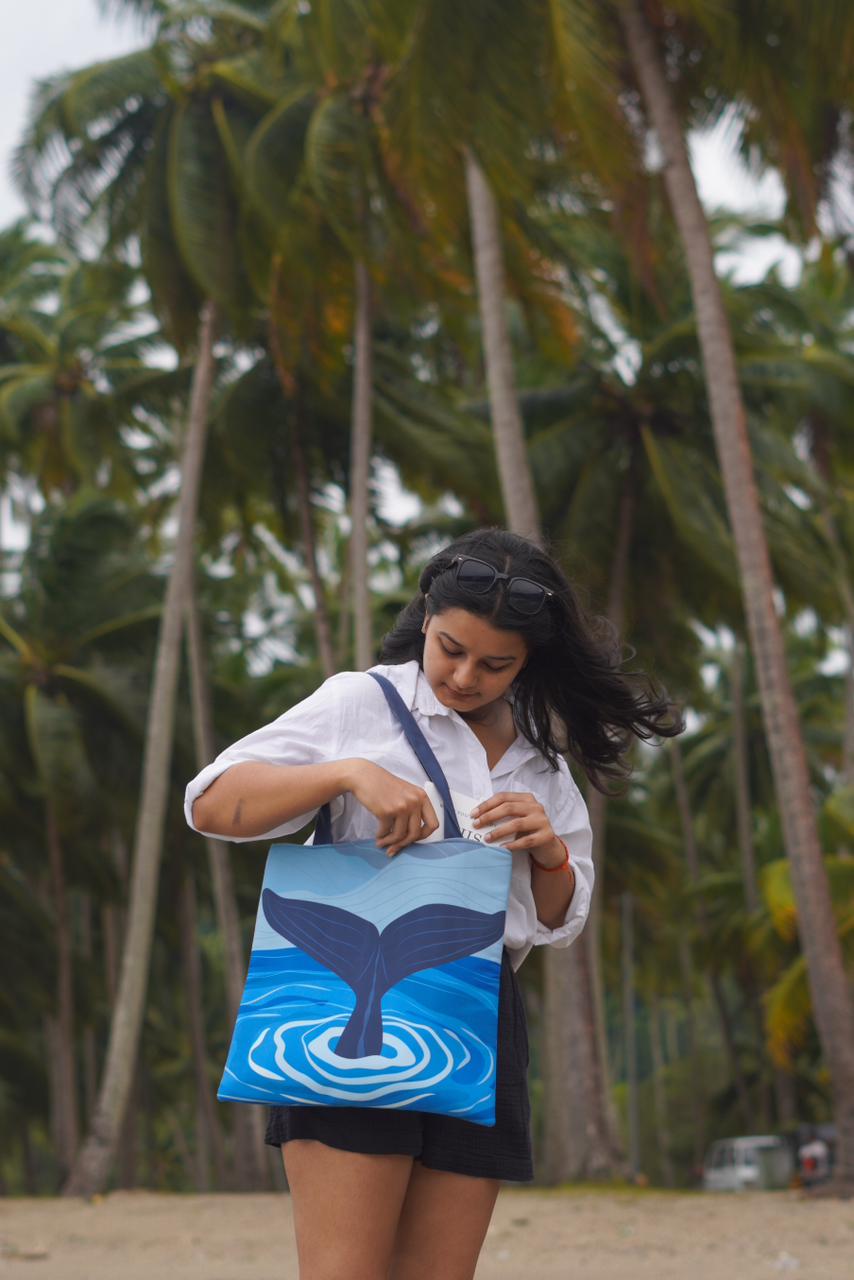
top-left (448, 555), bottom-right (554, 616)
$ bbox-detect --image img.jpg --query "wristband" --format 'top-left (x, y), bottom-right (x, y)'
top-left (530, 838), bottom-right (571, 873)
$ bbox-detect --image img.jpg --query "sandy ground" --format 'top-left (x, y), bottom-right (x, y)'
top-left (1, 1187), bottom-right (853, 1279)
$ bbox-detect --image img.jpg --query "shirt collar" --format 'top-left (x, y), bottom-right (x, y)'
top-left (368, 661), bottom-right (450, 716)
top-left (412, 664), bottom-right (455, 717)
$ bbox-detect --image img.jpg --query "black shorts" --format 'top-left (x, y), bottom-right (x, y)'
top-left (264, 948), bottom-right (533, 1182)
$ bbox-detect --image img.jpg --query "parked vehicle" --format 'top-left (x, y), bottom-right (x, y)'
top-left (702, 1135), bottom-right (794, 1191)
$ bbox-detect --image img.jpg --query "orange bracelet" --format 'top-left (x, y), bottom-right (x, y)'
top-left (530, 839), bottom-right (571, 873)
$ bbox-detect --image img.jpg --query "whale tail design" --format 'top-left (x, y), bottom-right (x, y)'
top-left (261, 890), bottom-right (504, 1059)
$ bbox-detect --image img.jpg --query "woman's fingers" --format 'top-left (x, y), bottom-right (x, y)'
top-left (376, 790), bottom-right (439, 856)
top-left (385, 823), bottom-right (415, 857)
top-left (475, 803), bottom-right (529, 827)
top-left (478, 809), bottom-right (548, 841)
top-left (353, 766), bottom-right (437, 852)
top-left (470, 792), bottom-right (552, 850)
top-left (421, 796), bottom-right (440, 836)
top-left (376, 807), bottom-right (411, 849)
top-left (473, 793), bottom-right (539, 826)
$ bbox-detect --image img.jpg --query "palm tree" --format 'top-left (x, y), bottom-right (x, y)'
top-left (618, 0), bottom-right (854, 1188)
top-left (65, 300), bottom-right (218, 1195)
top-left (15, 6), bottom-right (274, 1192)
top-left (487, 192), bottom-right (739, 1176)
top-left (463, 152), bottom-right (541, 541)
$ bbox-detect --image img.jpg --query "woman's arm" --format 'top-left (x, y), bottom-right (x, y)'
top-left (192, 759), bottom-right (363, 839)
top-left (192, 758), bottom-right (440, 853)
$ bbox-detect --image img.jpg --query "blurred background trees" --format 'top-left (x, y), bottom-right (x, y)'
top-left (1, 0), bottom-right (851, 1195)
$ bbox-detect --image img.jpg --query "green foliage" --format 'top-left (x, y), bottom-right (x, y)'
top-left (1, 0), bottom-right (851, 1193)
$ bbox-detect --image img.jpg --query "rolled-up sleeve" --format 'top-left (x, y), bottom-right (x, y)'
top-left (531, 766), bottom-right (594, 949)
top-left (183, 672), bottom-right (364, 842)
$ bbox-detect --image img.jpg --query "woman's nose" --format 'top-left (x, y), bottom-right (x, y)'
top-left (452, 660), bottom-right (478, 690)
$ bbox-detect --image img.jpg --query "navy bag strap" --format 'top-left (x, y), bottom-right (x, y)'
top-left (314, 671), bottom-right (462, 843)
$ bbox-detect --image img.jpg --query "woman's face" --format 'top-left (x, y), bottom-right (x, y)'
top-left (421, 607), bottom-right (528, 716)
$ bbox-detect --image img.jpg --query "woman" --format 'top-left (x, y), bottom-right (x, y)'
top-left (186, 528), bottom-right (677, 1280)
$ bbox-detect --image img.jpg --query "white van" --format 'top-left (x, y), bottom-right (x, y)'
top-left (702, 1135), bottom-right (793, 1191)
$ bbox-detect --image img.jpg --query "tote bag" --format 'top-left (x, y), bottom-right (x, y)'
top-left (217, 673), bottom-right (513, 1127)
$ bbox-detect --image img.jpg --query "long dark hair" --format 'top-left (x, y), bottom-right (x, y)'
top-left (380, 528), bottom-right (681, 790)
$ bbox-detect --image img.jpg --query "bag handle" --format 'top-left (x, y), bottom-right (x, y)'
top-left (314, 671), bottom-right (462, 843)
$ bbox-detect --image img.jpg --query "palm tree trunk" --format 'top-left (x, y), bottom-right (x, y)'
top-left (649, 990), bottom-right (676, 1187)
top-left (732, 643), bottom-right (775, 1125)
top-left (184, 581), bottom-right (246, 1025)
top-left (101, 830), bottom-right (127, 1012)
top-left (542, 931), bottom-right (624, 1182)
top-left (101, 831), bottom-right (138, 1189)
top-left (117, 1068), bottom-right (140, 1190)
top-left (678, 934), bottom-right (707, 1170)
top-left (731, 642), bottom-right (759, 912)
top-left (464, 148), bottom-right (540, 541)
top-left (671, 751), bottom-right (709, 1167)
top-left (774, 1064), bottom-right (798, 1128)
top-left (184, 578), bottom-right (269, 1190)
top-left (43, 1014), bottom-right (63, 1181)
top-left (579, 470), bottom-right (637, 1171)
top-left (46, 802), bottom-right (78, 1175)
top-left (539, 946), bottom-right (573, 1181)
top-left (179, 870), bottom-right (227, 1191)
top-left (64, 300), bottom-right (218, 1197)
top-left (621, 893), bottom-right (640, 1177)
top-left (79, 894), bottom-right (98, 1125)
top-left (671, 740), bottom-right (752, 1126)
top-left (554, 469), bottom-right (637, 1179)
top-left (350, 258), bottom-right (373, 670)
top-left (622, 1), bottom-right (854, 1188)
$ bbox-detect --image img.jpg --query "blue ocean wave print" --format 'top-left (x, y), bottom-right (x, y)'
top-left (260, 890), bottom-right (505, 1057)
top-left (218, 949), bottom-right (503, 1126)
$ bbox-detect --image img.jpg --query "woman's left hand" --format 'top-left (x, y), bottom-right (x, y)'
top-left (471, 791), bottom-right (565, 867)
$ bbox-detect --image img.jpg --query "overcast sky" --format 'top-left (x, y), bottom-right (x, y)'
top-left (2, 0), bottom-right (794, 276)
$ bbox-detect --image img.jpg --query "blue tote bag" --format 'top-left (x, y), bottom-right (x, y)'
top-left (217, 673), bottom-right (513, 1127)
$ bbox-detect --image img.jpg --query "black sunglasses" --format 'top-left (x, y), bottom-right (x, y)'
top-left (449, 556), bottom-right (554, 616)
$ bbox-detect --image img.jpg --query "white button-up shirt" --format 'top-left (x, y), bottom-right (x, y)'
top-left (184, 660), bottom-right (594, 970)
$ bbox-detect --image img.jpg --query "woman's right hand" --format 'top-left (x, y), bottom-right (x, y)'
top-left (345, 760), bottom-right (440, 857)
